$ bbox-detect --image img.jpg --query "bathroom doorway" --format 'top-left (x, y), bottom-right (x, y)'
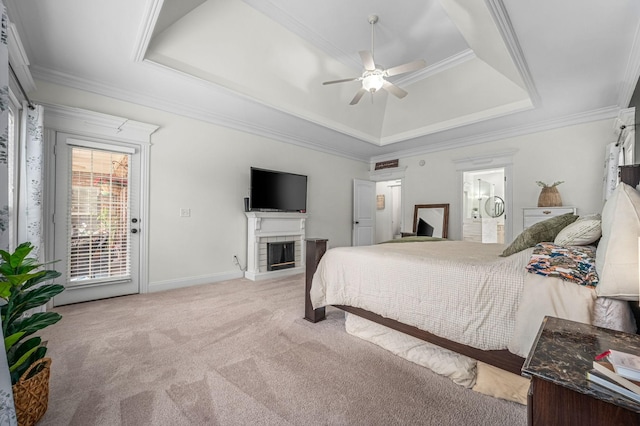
top-left (462, 168), bottom-right (506, 244)
top-left (375, 179), bottom-right (402, 243)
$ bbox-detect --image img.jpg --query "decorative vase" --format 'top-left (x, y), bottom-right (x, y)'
top-left (537, 186), bottom-right (563, 207)
top-left (12, 358), bottom-right (51, 426)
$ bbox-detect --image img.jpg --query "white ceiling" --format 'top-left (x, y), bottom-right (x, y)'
top-left (6, 0), bottom-right (640, 162)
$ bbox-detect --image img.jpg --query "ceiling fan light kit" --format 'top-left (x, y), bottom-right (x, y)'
top-left (322, 14), bottom-right (427, 105)
top-left (362, 70), bottom-right (384, 92)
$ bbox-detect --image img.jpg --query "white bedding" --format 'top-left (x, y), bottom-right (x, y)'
top-left (311, 241), bottom-right (534, 350)
top-left (311, 240), bottom-right (636, 356)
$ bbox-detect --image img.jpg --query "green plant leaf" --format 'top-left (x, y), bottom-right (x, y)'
top-left (23, 270), bottom-right (61, 290)
top-left (6, 312), bottom-right (62, 338)
top-left (6, 336), bottom-right (41, 367)
top-left (8, 243), bottom-right (34, 269)
top-left (11, 285), bottom-right (65, 315)
top-left (0, 281), bottom-right (11, 299)
top-left (3, 331), bottom-right (25, 350)
top-left (8, 346), bottom-right (39, 372)
top-left (9, 346), bottom-right (47, 384)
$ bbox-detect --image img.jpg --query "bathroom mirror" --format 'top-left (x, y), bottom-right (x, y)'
top-left (412, 204), bottom-right (449, 239)
top-left (484, 196), bottom-right (505, 218)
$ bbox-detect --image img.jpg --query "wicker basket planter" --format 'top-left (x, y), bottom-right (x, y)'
top-left (12, 358), bottom-right (51, 426)
top-left (537, 186), bottom-right (563, 207)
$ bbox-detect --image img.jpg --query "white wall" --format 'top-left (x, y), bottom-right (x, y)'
top-left (30, 81), bottom-right (369, 290)
top-left (30, 79), bottom-right (618, 291)
top-left (396, 119), bottom-right (615, 241)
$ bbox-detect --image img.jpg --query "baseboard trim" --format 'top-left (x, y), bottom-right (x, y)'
top-left (148, 270), bottom-right (245, 293)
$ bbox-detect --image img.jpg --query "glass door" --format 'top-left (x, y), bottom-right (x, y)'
top-left (54, 135), bottom-right (140, 305)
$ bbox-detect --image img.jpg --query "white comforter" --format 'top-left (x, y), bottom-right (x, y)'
top-left (310, 241), bottom-right (534, 351)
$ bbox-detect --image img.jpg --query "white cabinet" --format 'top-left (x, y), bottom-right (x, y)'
top-left (523, 207), bottom-right (576, 229)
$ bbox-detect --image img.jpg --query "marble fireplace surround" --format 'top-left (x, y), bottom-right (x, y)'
top-left (245, 211), bottom-right (307, 280)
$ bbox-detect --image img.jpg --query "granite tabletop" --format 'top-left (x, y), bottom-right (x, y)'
top-left (522, 316), bottom-right (640, 413)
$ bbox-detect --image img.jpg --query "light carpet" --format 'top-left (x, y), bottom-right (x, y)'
top-left (38, 274), bottom-right (526, 425)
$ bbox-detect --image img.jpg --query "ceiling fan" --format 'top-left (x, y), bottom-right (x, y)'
top-left (322, 15), bottom-right (427, 105)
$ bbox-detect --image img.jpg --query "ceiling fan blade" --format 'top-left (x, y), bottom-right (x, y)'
top-left (322, 77), bottom-right (360, 85)
top-left (382, 80), bottom-right (408, 99)
top-left (350, 88), bottom-right (367, 105)
top-left (359, 51), bottom-right (376, 71)
top-left (385, 59), bottom-right (427, 77)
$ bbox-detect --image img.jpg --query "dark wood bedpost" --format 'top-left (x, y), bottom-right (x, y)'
top-left (305, 238), bottom-right (327, 322)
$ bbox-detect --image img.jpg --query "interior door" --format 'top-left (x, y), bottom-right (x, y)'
top-left (353, 179), bottom-right (376, 246)
top-left (53, 134), bottom-right (141, 306)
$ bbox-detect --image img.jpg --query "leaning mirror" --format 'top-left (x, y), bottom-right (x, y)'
top-left (413, 204), bottom-right (449, 239)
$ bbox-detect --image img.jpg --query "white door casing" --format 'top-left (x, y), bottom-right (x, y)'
top-left (42, 104), bottom-right (157, 305)
top-left (53, 135), bottom-right (141, 306)
top-left (353, 179), bottom-right (376, 246)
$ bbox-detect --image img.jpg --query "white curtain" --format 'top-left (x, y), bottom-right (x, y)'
top-left (17, 103), bottom-right (44, 260)
top-left (603, 142), bottom-right (620, 202)
top-left (0, 0), bottom-right (17, 423)
top-left (0, 0), bottom-right (8, 252)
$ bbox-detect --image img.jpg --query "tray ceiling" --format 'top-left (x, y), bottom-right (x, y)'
top-left (6, 0), bottom-right (640, 161)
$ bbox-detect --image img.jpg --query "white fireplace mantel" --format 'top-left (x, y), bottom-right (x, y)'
top-left (245, 211), bottom-right (308, 280)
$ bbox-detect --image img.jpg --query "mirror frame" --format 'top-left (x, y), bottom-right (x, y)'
top-left (412, 204), bottom-right (450, 239)
top-left (484, 196), bottom-right (505, 218)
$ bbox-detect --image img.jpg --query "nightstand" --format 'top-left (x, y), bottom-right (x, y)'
top-left (522, 316), bottom-right (640, 426)
top-left (523, 207), bottom-right (576, 229)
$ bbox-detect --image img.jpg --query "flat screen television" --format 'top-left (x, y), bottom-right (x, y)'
top-left (250, 167), bottom-right (307, 212)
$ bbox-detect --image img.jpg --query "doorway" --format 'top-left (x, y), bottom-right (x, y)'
top-left (462, 168), bottom-right (505, 244)
top-left (53, 134), bottom-right (142, 306)
top-left (375, 179), bottom-right (402, 243)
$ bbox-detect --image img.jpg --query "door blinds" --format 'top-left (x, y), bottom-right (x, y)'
top-left (67, 147), bottom-right (131, 285)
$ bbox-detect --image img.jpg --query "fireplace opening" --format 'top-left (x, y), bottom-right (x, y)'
top-left (267, 241), bottom-right (295, 271)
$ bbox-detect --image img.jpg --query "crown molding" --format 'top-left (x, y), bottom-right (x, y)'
top-left (485, 0), bottom-right (541, 107)
top-left (32, 63), bottom-right (620, 166)
top-left (7, 22), bottom-right (35, 93)
top-left (617, 20), bottom-right (640, 108)
top-left (41, 102), bottom-right (159, 143)
top-left (370, 106), bottom-right (620, 163)
top-left (132, 0), bottom-right (164, 62)
top-left (392, 49), bottom-right (476, 87)
top-left (30, 65), bottom-right (370, 163)
top-left (379, 98), bottom-right (533, 146)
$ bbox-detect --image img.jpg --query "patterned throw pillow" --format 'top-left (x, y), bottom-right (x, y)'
top-left (525, 242), bottom-right (598, 287)
top-left (500, 213), bottom-right (578, 257)
top-left (554, 214), bottom-right (601, 246)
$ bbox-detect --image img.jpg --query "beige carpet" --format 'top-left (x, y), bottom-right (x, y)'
top-left (38, 274), bottom-right (526, 425)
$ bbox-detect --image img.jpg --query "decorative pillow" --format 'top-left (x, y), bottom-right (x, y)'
top-left (596, 183), bottom-right (640, 300)
top-left (554, 214), bottom-right (601, 246)
top-left (500, 213), bottom-right (578, 257)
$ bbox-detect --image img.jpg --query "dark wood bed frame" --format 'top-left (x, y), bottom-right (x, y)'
top-left (304, 238), bottom-right (525, 375)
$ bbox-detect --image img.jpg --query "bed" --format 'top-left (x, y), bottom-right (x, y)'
top-left (305, 183), bottom-right (640, 389)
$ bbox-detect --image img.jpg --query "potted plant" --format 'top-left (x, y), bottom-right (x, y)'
top-left (0, 242), bottom-right (64, 425)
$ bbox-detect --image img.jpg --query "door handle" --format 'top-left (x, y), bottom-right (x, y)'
top-left (131, 228), bottom-right (138, 234)
top-left (354, 221), bottom-right (360, 224)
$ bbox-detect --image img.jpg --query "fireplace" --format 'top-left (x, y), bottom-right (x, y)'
top-left (245, 211), bottom-right (307, 280)
top-left (267, 241), bottom-right (295, 271)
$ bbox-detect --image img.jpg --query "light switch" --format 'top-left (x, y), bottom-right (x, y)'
top-left (180, 208), bottom-right (191, 217)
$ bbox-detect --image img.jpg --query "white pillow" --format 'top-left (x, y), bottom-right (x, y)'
top-left (554, 214), bottom-right (601, 246)
top-left (596, 183), bottom-right (640, 300)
